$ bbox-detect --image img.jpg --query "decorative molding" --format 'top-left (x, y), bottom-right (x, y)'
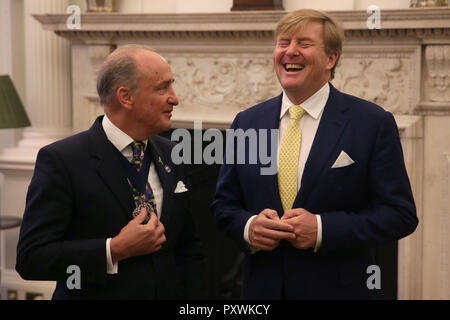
top-left (418, 46), bottom-right (450, 114)
top-left (34, 8), bottom-right (450, 28)
top-left (62, 30), bottom-right (276, 42)
top-left (167, 54), bottom-right (281, 125)
top-left (417, 101), bottom-right (450, 114)
top-left (0, 156), bottom-right (37, 172)
top-left (423, 45), bottom-right (450, 102)
top-left (344, 28), bottom-right (450, 39)
top-left (33, 9), bottom-right (450, 128)
top-left (332, 46), bottom-right (421, 115)
top-left (34, 8), bottom-right (450, 42)
top-left (44, 28), bottom-right (450, 43)
top-left (80, 47), bottom-right (425, 129)
top-left (335, 57), bottom-right (409, 113)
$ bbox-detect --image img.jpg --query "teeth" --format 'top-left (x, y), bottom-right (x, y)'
top-left (285, 64), bottom-right (304, 71)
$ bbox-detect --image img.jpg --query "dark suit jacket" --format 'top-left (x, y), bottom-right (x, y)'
top-left (211, 83), bottom-right (418, 299)
top-left (16, 116), bottom-right (206, 300)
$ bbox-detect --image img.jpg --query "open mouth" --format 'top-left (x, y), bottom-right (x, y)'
top-left (284, 64), bottom-right (305, 72)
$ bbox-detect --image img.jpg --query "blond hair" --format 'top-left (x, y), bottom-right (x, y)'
top-left (275, 9), bottom-right (344, 80)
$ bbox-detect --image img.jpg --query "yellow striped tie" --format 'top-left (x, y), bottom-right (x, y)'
top-left (278, 105), bottom-right (306, 212)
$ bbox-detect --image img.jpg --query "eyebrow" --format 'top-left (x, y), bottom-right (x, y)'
top-left (278, 36), bottom-right (313, 41)
top-left (156, 78), bottom-right (175, 87)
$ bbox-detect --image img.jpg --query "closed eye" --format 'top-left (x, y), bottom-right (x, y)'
top-left (277, 40), bottom-right (291, 47)
top-left (298, 41), bottom-right (314, 48)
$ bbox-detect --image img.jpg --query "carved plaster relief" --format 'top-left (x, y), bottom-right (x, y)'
top-left (163, 48), bottom-right (421, 128)
top-left (165, 47), bottom-right (420, 126)
top-left (332, 49), bottom-right (420, 115)
top-left (424, 45), bottom-right (450, 103)
top-left (166, 54), bottom-right (281, 125)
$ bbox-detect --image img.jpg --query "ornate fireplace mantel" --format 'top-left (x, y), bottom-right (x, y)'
top-left (29, 8), bottom-right (450, 300)
top-left (34, 8), bottom-right (450, 131)
top-left (35, 9), bottom-right (450, 35)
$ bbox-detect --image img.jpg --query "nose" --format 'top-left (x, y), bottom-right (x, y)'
top-left (285, 41), bottom-right (300, 57)
top-left (168, 87), bottom-right (179, 106)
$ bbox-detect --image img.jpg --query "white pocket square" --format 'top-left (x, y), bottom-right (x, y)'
top-left (174, 181), bottom-right (188, 193)
top-left (331, 151), bottom-right (355, 169)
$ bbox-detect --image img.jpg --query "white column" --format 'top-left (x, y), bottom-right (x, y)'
top-left (0, 0), bottom-right (13, 78)
top-left (0, 0), bottom-right (23, 152)
top-left (0, 0), bottom-right (72, 163)
top-left (0, 0), bottom-right (71, 299)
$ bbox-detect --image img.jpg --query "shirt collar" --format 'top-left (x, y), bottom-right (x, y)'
top-left (280, 82), bottom-right (330, 120)
top-left (102, 115), bottom-right (147, 153)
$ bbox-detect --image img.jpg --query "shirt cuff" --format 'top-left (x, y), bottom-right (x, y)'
top-left (244, 215), bottom-right (257, 244)
top-left (106, 238), bottom-right (118, 274)
top-left (313, 215), bottom-right (322, 253)
top-left (243, 215), bottom-right (259, 254)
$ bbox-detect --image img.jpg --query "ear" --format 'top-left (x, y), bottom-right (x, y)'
top-left (116, 86), bottom-right (134, 111)
top-left (327, 51), bottom-right (339, 70)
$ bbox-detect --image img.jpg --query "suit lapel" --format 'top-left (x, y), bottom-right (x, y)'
top-left (89, 116), bottom-right (135, 219)
top-left (259, 94), bottom-right (284, 214)
top-left (147, 137), bottom-right (177, 227)
top-left (295, 84), bottom-right (351, 206)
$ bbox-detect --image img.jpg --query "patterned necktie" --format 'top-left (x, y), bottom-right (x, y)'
top-left (129, 141), bottom-right (158, 215)
top-left (278, 105), bottom-right (306, 212)
top-left (130, 141), bottom-right (145, 172)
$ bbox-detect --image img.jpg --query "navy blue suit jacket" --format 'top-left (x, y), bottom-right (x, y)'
top-left (211, 83), bottom-right (418, 299)
top-left (16, 116), bottom-right (206, 299)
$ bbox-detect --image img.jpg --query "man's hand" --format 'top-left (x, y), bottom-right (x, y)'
top-left (281, 208), bottom-right (317, 250)
top-left (110, 208), bottom-right (166, 263)
top-left (249, 209), bottom-right (296, 251)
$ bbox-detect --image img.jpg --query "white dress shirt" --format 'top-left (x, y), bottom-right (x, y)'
top-left (244, 82), bottom-right (330, 252)
top-left (102, 115), bottom-right (164, 274)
